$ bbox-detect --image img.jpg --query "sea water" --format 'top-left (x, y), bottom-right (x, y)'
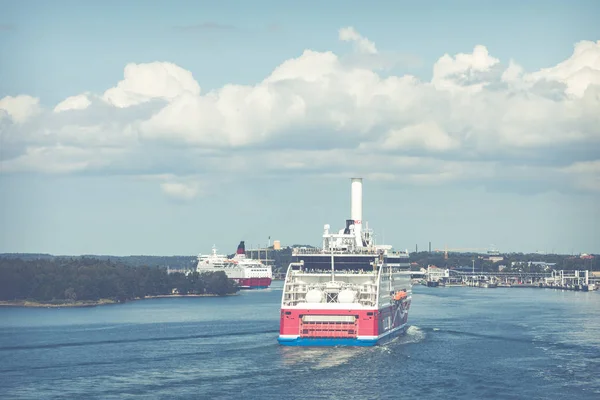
top-left (1, 283), bottom-right (599, 399)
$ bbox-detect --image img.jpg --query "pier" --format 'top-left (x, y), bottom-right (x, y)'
top-left (419, 268), bottom-right (598, 291)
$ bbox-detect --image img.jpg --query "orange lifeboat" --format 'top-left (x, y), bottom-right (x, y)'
top-left (393, 291), bottom-right (407, 301)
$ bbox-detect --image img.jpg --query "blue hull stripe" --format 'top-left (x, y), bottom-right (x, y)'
top-left (278, 326), bottom-right (407, 347)
top-left (277, 337), bottom-right (378, 347)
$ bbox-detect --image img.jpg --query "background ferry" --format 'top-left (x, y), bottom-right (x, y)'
top-left (196, 241), bottom-right (272, 289)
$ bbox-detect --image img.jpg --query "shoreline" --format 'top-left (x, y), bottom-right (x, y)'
top-left (0, 293), bottom-right (239, 308)
top-left (142, 293), bottom-right (239, 299)
top-left (0, 299), bottom-right (117, 308)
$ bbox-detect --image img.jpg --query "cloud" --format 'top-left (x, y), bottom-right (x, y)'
top-left (102, 62), bottom-right (201, 108)
top-left (54, 94), bottom-right (92, 113)
top-left (339, 26), bottom-right (378, 54)
top-left (1, 28), bottom-right (599, 197)
top-left (528, 40), bottom-right (600, 97)
top-left (0, 95), bottom-right (40, 123)
top-left (159, 179), bottom-right (202, 201)
top-left (432, 45), bottom-right (501, 93)
top-left (392, 122), bottom-right (459, 152)
top-left (1, 144), bottom-right (124, 174)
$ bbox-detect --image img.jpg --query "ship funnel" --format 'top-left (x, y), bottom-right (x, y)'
top-left (350, 178), bottom-right (363, 247)
top-left (236, 241), bottom-right (246, 255)
top-left (351, 178), bottom-right (363, 222)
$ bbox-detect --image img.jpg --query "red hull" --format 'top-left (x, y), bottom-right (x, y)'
top-left (280, 301), bottom-right (410, 340)
top-left (234, 277), bottom-right (272, 289)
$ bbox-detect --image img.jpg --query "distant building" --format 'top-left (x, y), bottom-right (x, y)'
top-left (427, 265), bottom-right (450, 280)
top-left (167, 267), bottom-right (193, 275)
top-left (528, 261), bottom-right (556, 271)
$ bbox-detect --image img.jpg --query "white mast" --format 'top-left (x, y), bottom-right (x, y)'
top-left (331, 253), bottom-right (335, 282)
top-left (351, 178), bottom-right (363, 248)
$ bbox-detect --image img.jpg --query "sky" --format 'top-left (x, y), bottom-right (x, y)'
top-left (0, 0), bottom-right (599, 256)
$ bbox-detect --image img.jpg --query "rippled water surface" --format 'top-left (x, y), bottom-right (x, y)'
top-left (1, 283), bottom-right (599, 399)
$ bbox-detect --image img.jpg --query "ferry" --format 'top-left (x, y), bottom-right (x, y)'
top-left (196, 241), bottom-right (272, 289)
top-left (278, 178), bottom-right (412, 346)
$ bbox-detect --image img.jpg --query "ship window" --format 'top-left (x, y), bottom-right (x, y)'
top-left (285, 311), bottom-right (291, 315)
top-left (367, 312), bottom-right (374, 316)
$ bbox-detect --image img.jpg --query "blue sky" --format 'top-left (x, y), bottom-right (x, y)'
top-left (2, 0), bottom-right (598, 103)
top-left (1, 0), bottom-right (599, 255)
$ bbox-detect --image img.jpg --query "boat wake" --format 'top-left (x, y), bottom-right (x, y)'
top-left (397, 325), bottom-right (426, 345)
top-left (279, 346), bottom-right (367, 370)
top-left (375, 326), bottom-right (426, 353)
top-left (278, 327), bottom-right (426, 368)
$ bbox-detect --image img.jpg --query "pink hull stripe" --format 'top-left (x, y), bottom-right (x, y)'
top-left (234, 277), bottom-right (272, 288)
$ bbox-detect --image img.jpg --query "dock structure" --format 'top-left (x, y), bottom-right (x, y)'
top-left (419, 269), bottom-right (597, 291)
top-left (272, 272), bottom-right (286, 280)
top-left (245, 247), bottom-right (275, 266)
top-left (542, 270), bottom-right (595, 290)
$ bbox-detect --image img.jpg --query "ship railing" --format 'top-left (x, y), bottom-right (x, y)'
top-left (282, 279), bottom-right (378, 307)
top-left (289, 261), bottom-right (305, 271)
top-left (293, 248), bottom-right (381, 255)
top-left (292, 266), bottom-right (409, 275)
top-left (292, 248), bottom-right (324, 255)
top-left (282, 298), bottom-right (377, 307)
top-left (292, 247), bottom-right (410, 257)
top-left (294, 268), bottom-right (376, 275)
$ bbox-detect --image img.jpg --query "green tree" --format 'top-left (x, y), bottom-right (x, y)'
top-left (64, 287), bottom-right (77, 302)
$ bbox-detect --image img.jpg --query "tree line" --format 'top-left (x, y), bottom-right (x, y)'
top-left (0, 245), bottom-right (307, 274)
top-left (0, 257), bottom-right (238, 303)
top-left (408, 251), bottom-right (597, 272)
top-left (0, 253), bottom-right (197, 269)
